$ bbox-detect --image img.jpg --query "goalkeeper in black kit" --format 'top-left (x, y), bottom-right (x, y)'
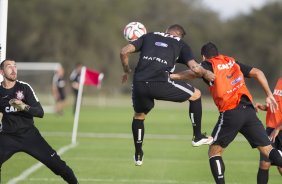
top-left (0, 59), bottom-right (78, 183)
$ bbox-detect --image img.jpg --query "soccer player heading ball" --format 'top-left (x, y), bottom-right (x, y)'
top-left (120, 24), bottom-right (215, 166)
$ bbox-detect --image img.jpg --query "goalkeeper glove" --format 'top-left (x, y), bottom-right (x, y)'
top-left (9, 99), bottom-right (30, 111)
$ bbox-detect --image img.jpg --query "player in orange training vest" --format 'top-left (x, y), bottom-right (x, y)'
top-left (170, 42), bottom-right (282, 184)
top-left (256, 77), bottom-right (282, 184)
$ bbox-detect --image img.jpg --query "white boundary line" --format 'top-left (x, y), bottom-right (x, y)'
top-left (6, 132), bottom-right (250, 183)
top-left (40, 131), bottom-right (248, 142)
top-left (7, 143), bottom-right (77, 184)
top-left (26, 177), bottom-right (215, 184)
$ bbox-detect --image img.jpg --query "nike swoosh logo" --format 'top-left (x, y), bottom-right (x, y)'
top-left (2, 95), bottom-right (8, 98)
top-left (226, 71), bottom-right (236, 79)
top-left (51, 152), bottom-right (56, 157)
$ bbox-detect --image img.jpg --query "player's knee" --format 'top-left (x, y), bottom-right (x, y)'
top-left (258, 145), bottom-right (272, 156)
top-left (134, 113), bottom-right (145, 120)
top-left (259, 160), bottom-right (271, 170)
top-left (48, 158), bottom-right (67, 175)
top-left (43, 154), bottom-right (68, 175)
top-left (189, 88), bottom-right (201, 101)
top-left (208, 145), bottom-right (223, 158)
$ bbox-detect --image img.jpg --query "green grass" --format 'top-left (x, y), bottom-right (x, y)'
top-left (2, 99), bottom-right (282, 184)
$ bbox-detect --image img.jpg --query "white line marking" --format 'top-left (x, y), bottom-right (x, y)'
top-left (40, 131), bottom-right (248, 142)
top-left (7, 143), bottom-right (77, 184)
top-left (23, 177), bottom-right (217, 184)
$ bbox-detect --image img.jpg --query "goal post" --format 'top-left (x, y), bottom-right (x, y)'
top-left (0, 0), bottom-right (8, 83)
top-left (0, 0), bottom-right (8, 63)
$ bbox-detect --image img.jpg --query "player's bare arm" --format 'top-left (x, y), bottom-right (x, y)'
top-left (187, 59), bottom-right (215, 82)
top-left (120, 44), bottom-right (135, 73)
top-left (120, 44), bottom-right (135, 83)
top-left (248, 67), bottom-right (278, 112)
top-left (170, 69), bottom-right (197, 80)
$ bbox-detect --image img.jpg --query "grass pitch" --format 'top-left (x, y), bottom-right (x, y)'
top-left (2, 97), bottom-right (281, 184)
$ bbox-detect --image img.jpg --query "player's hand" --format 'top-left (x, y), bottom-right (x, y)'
top-left (265, 95), bottom-right (278, 113)
top-left (269, 128), bottom-right (280, 143)
top-left (255, 103), bottom-right (267, 112)
top-left (121, 73), bottom-right (129, 84)
top-left (203, 70), bottom-right (215, 82)
top-left (121, 64), bottom-right (131, 84)
top-left (9, 99), bottom-right (30, 111)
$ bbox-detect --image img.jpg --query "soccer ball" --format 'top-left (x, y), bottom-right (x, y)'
top-left (123, 22), bottom-right (147, 42)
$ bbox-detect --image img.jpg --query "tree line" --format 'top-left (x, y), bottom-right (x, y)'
top-left (5, 0), bottom-right (282, 96)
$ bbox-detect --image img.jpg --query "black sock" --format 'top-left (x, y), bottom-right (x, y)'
top-left (257, 168), bottom-right (269, 184)
top-left (269, 148), bottom-right (282, 167)
top-left (189, 98), bottom-right (202, 138)
top-left (209, 156), bottom-right (225, 184)
top-left (132, 118), bottom-right (144, 154)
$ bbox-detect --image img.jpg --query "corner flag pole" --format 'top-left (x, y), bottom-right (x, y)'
top-left (71, 66), bottom-right (86, 144)
top-left (0, 0), bottom-right (8, 62)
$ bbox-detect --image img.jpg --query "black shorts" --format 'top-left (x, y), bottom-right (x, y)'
top-left (132, 80), bottom-right (195, 114)
top-left (56, 92), bottom-right (66, 102)
top-left (260, 128), bottom-right (282, 162)
top-left (57, 89), bottom-right (66, 101)
top-left (211, 103), bottom-right (271, 148)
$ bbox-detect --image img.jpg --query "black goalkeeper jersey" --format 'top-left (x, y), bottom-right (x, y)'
top-left (131, 32), bottom-right (194, 82)
top-left (0, 80), bottom-right (44, 133)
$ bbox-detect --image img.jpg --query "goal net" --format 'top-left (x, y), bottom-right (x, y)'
top-left (17, 62), bottom-right (61, 113)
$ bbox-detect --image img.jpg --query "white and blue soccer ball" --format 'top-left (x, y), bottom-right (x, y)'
top-left (123, 22), bottom-right (147, 42)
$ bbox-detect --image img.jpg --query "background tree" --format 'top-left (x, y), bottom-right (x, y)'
top-left (5, 0), bottom-right (282, 95)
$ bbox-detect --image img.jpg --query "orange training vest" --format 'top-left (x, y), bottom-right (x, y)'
top-left (266, 77), bottom-right (282, 128)
top-left (207, 55), bottom-right (253, 112)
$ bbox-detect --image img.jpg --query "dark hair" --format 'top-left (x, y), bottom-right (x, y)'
top-left (0, 59), bottom-right (15, 69)
top-left (167, 24), bottom-right (186, 38)
top-left (201, 42), bottom-right (219, 59)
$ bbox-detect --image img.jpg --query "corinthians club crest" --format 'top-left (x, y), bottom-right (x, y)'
top-left (15, 91), bottom-right (24, 100)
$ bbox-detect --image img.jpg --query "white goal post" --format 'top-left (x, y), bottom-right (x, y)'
top-left (0, 0), bottom-right (8, 63)
top-left (17, 62), bottom-right (61, 71)
top-left (0, 0), bottom-right (8, 82)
